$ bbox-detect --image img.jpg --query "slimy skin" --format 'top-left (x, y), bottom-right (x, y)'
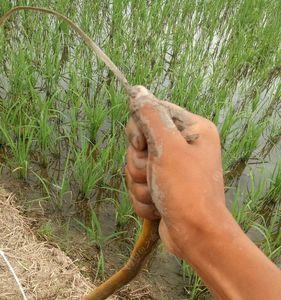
top-left (0, 7), bottom-right (162, 300)
top-left (82, 219), bottom-right (160, 300)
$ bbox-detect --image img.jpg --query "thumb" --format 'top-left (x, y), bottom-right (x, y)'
top-left (129, 86), bottom-right (185, 157)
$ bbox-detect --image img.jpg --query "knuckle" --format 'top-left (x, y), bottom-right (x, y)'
top-left (133, 155), bottom-right (147, 170)
top-left (132, 202), bottom-right (156, 220)
top-left (201, 119), bottom-right (219, 137)
top-left (127, 163), bottom-right (146, 183)
top-left (130, 193), bottom-right (156, 220)
top-left (132, 183), bottom-right (151, 204)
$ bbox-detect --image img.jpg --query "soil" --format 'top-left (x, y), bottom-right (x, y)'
top-left (0, 174), bottom-right (188, 300)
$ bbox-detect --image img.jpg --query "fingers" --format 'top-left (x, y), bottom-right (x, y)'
top-left (126, 145), bottom-right (147, 183)
top-left (129, 87), bottom-right (187, 157)
top-left (131, 182), bottom-right (152, 205)
top-left (160, 100), bottom-right (200, 143)
top-left (160, 100), bottom-right (197, 129)
top-left (160, 100), bottom-right (220, 145)
top-left (128, 86), bottom-right (205, 157)
top-left (129, 86), bottom-right (218, 150)
top-left (126, 166), bottom-right (160, 220)
top-left (126, 112), bottom-right (160, 220)
top-left (130, 193), bottom-right (160, 220)
top-left (125, 117), bottom-right (147, 151)
top-left (126, 166), bottom-right (151, 204)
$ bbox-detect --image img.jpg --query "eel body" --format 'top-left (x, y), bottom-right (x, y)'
top-left (83, 219), bottom-right (160, 300)
top-left (0, 6), bottom-right (159, 300)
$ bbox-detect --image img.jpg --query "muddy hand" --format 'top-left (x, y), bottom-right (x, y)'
top-left (126, 86), bottom-right (225, 258)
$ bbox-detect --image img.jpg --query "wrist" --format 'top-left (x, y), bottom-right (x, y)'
top-left (176, 206), bottom-right (281, 300)
top-left (177, 203), bottom-right (235, 259)
top-left (163, 201), bottom-right (231, 259)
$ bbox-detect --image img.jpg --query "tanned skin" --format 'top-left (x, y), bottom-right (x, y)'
top-left (126, 87), bottom-right (281, 299)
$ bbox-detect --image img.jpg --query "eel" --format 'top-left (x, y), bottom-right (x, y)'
top-left (0, 6), bottom-right (160, 300)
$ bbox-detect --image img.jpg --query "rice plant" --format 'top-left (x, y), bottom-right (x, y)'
top-left (0, 0), bottom-right (280, 298)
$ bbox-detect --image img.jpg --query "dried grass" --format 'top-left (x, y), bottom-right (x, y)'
top-left (0, 187), bottom-right (93, 300)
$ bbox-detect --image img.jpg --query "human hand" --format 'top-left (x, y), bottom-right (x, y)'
top-left (126, 86), bottom-right (281, 300)
top-left (125, 86), bottom-right (226, 258)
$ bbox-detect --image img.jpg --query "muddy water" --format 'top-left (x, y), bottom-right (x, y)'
top-left (1, 11), bottom-right (280, 299)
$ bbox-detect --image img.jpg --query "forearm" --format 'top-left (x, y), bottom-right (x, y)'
top-left (181, 208), bottom-right (281, 300)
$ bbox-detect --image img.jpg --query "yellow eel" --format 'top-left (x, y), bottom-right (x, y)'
top-left (0, 6), bottom-right (160, 300)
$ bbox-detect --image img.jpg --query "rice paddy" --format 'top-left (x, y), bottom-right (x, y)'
top-left (0, 0), bottom-right (280, 299)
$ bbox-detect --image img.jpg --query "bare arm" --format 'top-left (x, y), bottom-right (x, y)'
top-left (125, 87), bottom-right (281, 299)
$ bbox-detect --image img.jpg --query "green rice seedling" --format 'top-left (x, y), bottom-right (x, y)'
top-left (99, 179), bottom-right (132, 228)
top-left (115, 179), bottom-right (133, 228)
top-left (77, 210), bottom-right (103, 248)
top-left (0, 130), bottom-right (6, 157)
top-left (38, 220), bottom-right (54, 239)
top-left (82, 97), bottom-right (107, 144)
top-left (218, 105), bottom-right (240, 147)
top-left (0, 121), bottom-right (35, 179)
top-left (251, 210), bottom-right (281, 262)
top-left (260, 121), bottom-right (281, 159)
top-left (73, 138), bottom-right (112, 199)
top-left (51, 149), bottom-right (71, 209)
top-left (66, 96), bottom-right (83, 146)
top-left (257, 159), bottom-right (281, 223)
top-left (232, 161), bottom-right (281, 230)
top-left (95, 248), bottom-right (106, 280)
top-left (77, 210), bottom-right (122, 250)
top-left (31, 170), bottom-right (51, 200)
top-left (223, 117), bottom-right (267, 181)
top-left (181, 261), bottom-right (208, 299)
top-left (35, 105), bottom-right (54, 167)
top-left (107, 89), bottom-right (128, 133)
top-left (103, 130), bottom-right (127, 197)
top-left (230, 169), bottom-right (269, 231)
